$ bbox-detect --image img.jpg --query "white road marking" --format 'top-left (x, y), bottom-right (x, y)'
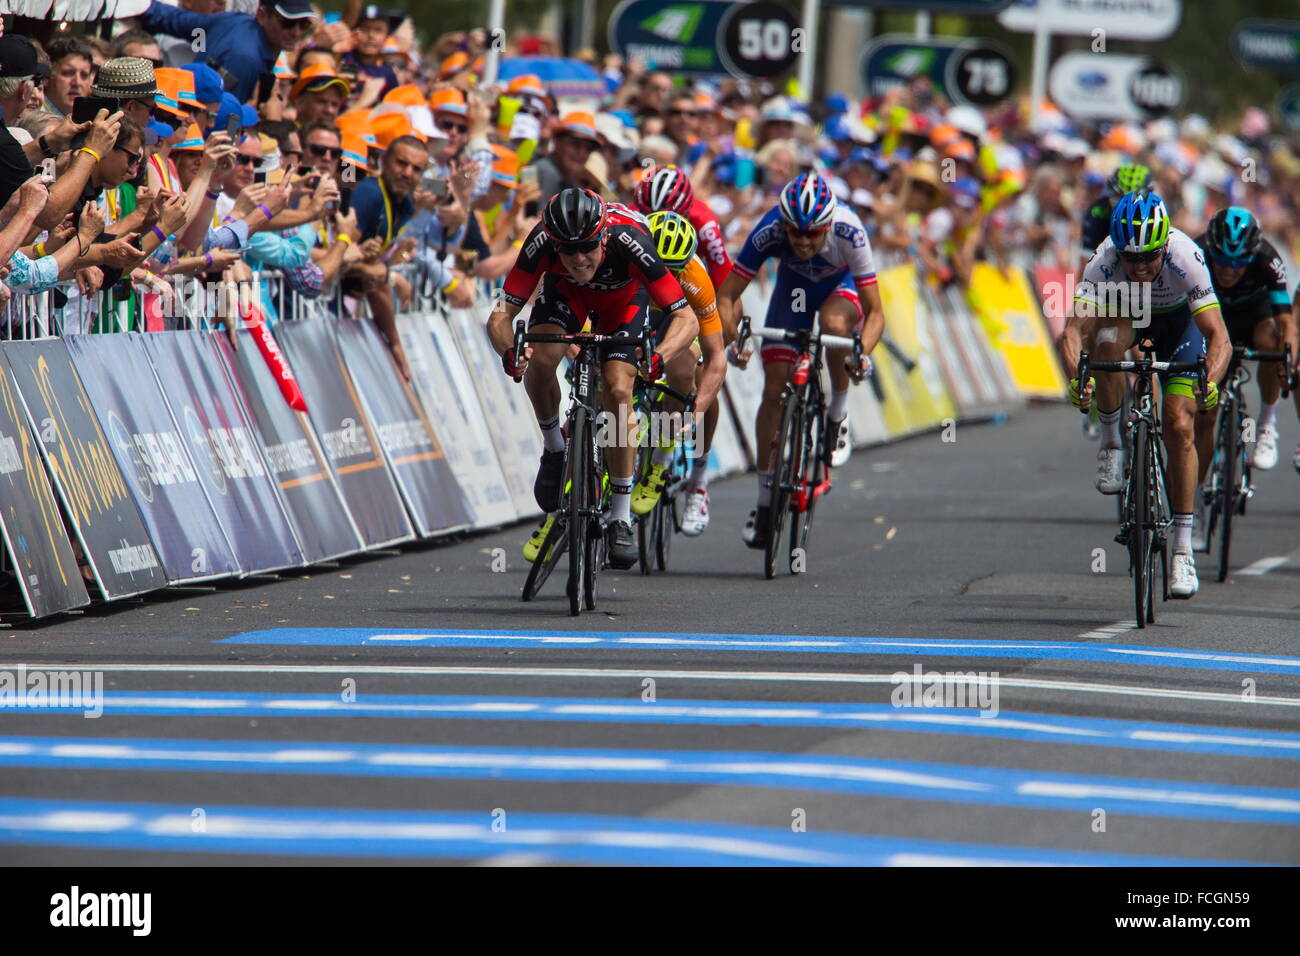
top-left (1076, 622), bottom-right (1137, 641)
top-left (1239, 556), bottom-right (1288, 576)
top-left (5, 662), bottom-right (1298, 707)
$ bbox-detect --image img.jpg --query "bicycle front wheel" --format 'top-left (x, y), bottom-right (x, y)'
top-left (1130, 419), bottom-right (1151, 628)
top-left (566, 409), bottom-right (590, 617)
top-left (789, 402), bottom-right (825, 573)
top-left (765, 395), bottom-right (800, 580)
top-left (522, 518), bottom-right (567, 602)
top-left (1217, 400), bottom-right (1238, 583)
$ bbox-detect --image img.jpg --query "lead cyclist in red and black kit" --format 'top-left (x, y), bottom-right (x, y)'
top-left (486, 187), bottom-right (699, 569)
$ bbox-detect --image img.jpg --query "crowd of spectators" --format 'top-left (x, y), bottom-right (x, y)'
top-left (5, 2), bottom-right (1300, 375)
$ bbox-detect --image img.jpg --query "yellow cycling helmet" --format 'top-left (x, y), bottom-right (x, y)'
top-left (646, 210), bottom-right (697, 270)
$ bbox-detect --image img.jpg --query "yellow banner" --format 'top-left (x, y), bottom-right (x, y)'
top-left (872, 265), bottom-right (957, 436)
top-left (966, 264), bottom-right (1067, 399)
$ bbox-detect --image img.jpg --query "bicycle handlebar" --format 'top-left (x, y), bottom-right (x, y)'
top-left (735, 314), bottom-right (866, 376)
top-left (511, 318), bottom-right (654, 383)
top-left (1076, 348), bottom-right (1207, 413)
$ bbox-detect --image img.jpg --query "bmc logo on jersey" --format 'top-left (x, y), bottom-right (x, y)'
top-left (616, 229), bottom-right (657, 270)
top-left (834, 221), bottom-right (866, 249)
top-left (526, 233), bottom-right (547, 259)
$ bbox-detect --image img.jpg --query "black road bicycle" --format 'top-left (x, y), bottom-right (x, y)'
top-left (1078, 344), bottom-right (1206, 628)
top-left (737, 316), bottom-right (864, 579)
top-left (1202, 343), bottom-right (1294, 582)
top-left (514, 321), bottom-right (650, 616)
top-left (634, 376), bottom-right (696, 575)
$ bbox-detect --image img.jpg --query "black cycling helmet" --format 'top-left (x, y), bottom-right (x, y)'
top-left (1206, 206), bottom-right (1261, 266)
top-left (543, 187), bottom-right (607, 244)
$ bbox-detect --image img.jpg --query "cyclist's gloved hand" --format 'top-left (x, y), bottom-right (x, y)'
top-left (1069, 376), bottom-right (1095, 410)
top-left (502, 347), bottom-right (526, 379)
top-left (644, 350), bottom-right (664, 381)
top-left (1200, 380), bottom-right (1219, 411)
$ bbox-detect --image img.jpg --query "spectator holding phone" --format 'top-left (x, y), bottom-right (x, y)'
top-left (90, 57), bottom-right (163, 137)
top-left (302, 122), bottom-right (343, 181)
top-left (138, 0), bottom-right (316, 104)
top-left (42, 37), bottom-right (95, 119)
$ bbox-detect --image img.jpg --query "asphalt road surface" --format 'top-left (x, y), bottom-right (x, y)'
top-left (2, 403), bottom-right (1299, 866)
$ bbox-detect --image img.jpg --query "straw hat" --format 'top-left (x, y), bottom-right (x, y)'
top-left (91, 56), bottom-right (159, 99)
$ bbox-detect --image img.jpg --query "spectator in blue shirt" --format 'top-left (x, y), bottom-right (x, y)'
top-left (138, 0), bottom-right (316, 104)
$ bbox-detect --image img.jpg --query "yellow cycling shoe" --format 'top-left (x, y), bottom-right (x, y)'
top-left (631, 464), bottom-right (668, 516)
top-left (522, 516), bottom-right (556, 563)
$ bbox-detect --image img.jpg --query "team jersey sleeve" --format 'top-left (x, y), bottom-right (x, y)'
top-left (731, 207), bottom-right (785, 282)
top-left (1259, 240), bottom-right (1291, 310)
top-left (1180, 238), bottom-right (1219, 316)
top-left (500, 222), bottom-right (551, 308)
top-left (677, 257), bottom-right (721, 337)
top-left (691, 203), bottom-right (734, 287)
top-left (835, 212), bottom-right (878, 289)
top-left (616, 225), bottom-right (689, 313)
top-left (1080, 203), bottom-right (1111, 255)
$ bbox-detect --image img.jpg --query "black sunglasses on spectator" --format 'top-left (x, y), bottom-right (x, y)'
top-left (308, 144), bottom-right (342, 158)
top-left (234, 153), bottom-right (257, 165)
top-left (276, 12), bottom-right (314, 31)
top-left (667, 108), bottom-right (697, 118)
top-left (115, 145), bottom-right (142, 166)
top-left (437, 119), bottom-right (468, 135)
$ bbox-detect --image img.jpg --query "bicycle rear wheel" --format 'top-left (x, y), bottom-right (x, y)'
top-left (522, 518), bottom-right (567, 602)
top-left (765, 395), bottom-right (800, 579)
top-left (1217, 401), bottom-right (1238, 583)
top-left (636, 443), bottom-right (654, 576)
top-left (566, 409), bottom-right (590, 617)
top-left (1130, 419), bottom-right (1151, 628)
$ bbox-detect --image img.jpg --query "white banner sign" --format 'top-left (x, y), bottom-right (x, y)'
top-left (1048, 51), bottom-right (1181, 122)
top-left (999, 0), bottom-right (1182, 40)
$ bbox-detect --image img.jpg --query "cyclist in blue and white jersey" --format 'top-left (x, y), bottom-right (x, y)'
top-left (715, 171), bottom-right (885, 548)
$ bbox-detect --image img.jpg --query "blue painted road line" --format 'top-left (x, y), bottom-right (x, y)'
top-left (0, 797), bottom-right (1262, 866)
top-left (3, 736), bottom-right (1300, 825)
top-left (6, 692), bottom-right (1300, 761)
top-left (216, 628), bottom-right (1300, 675)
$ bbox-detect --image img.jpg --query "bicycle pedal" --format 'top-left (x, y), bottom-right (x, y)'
top-left (1114, 528), bottom-right (1130, 546)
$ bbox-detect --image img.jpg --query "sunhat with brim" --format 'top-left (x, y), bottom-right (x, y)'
top-left (490, 143), bottom-right (518, 188)
top-left (171, 124), bottom-right (205, 152)
top-left (341, 133), bottom-right (370, 170)
top-left (405, 105), bottom-right (449, 144)
top-left (440, 51), bottom-right (468, 79)
top-left (506, 74), bottom-right (547, 101)
top-left (91, 56), bottom-right (159, 99)
top-left (147, 119), bottom-right (175, 141)
top-left (337, 108), bottom-right (377, 141)
top-left (904, 161), bottom-right (946, 210)
top-left (428, 88), bottom-right (468, 118)
top-left (383, 84), bottom-right (426, 107)
top-left (182, 62), bottom-right (223, 108)
top-left (272, 51), bottom-right (297, 80)
top-left (291, 62), bottom-right (351, 100)
top-left (558, 111), bottom-right (601, 144)
top-left (371, 111), bottom-right (425, 150)
top-left (154, 68), bottom-right (194, 119)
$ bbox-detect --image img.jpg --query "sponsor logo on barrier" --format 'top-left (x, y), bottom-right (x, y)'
top-left (375, 419), bottom-right (435, 454)
top-left (262, 437), bottom-right (318, 476)
top-left (0, 664), bottom-right (104, 718)
top-left (322, 418), bottom-right (374, 462)
top-left (107, 541), bottom-right (161, 575)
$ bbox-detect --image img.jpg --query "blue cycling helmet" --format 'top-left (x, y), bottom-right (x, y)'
top-left (1110, 191), bottom-right (1170, 253)
top-left (778, 171), bottom-right (836, 230)
top-left (1206, 206), bottom-right (1260, 265)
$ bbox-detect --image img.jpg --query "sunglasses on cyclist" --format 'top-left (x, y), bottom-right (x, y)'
top-left (308, 144), bottom-right (342, 159)
top-left (555, 235), bottom-right (603, 255)
top-left (1118, 247), bottom-right (1164, 265)
top-left (1210, 250), bottom-right (1250, 269)
top-left (785, 224), bottom-right (829, 240)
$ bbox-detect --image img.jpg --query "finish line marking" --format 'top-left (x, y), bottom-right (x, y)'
top-left (4, 663), bottom-right (1297, 707)
top-left (214, 628), bottom-right (1300, 675)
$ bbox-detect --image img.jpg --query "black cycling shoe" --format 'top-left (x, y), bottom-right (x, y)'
top-left (533, 450), bottom-right (565, 512)
top-left (605, 520), bottom-right (637, 570)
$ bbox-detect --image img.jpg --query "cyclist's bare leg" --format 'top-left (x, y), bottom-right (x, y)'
top-left (819, 296), bottom-right (860, 396)
top-left (522, 323), bottom-right (569, 423)
top-left (1163, 392), bottom-right (1198, 515)
top-left (1254, 317), bottom-right (1284, 408)
top-left (600, 359), bottom-right (639, 481)
top-left (1089, 318), bottom-right (1129, 418)
top-left (756, 359), bottom-right (791, 472)
top-left (1193, 402), bottom-right (1216, 485)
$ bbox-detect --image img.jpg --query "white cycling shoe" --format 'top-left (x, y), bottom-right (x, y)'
top-left (1095, 447), bottom-right (1126, 495)
top-left (680, 488), bottom-right (710, 536)
top-left (1170, 551), bottom-right (1199, 598)
top-left (828, 416), bottom-right (851, 467)
top-left (1252, 423), bottom-right (1279, 470)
